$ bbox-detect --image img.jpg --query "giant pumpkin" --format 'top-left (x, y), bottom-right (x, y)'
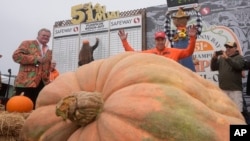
top-left (21, 52), bottom-right (246, 141)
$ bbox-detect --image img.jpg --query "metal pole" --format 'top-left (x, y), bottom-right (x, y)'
top-left (5, 68), bottom-right (11, 98)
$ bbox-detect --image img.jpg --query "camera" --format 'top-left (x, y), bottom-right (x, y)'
top-left (215, 50), bottom-right (223, 56)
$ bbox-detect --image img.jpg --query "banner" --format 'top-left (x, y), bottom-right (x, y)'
top-left (167, 0), bottom-right (198, 11)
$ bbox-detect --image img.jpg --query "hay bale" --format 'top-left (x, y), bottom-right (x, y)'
top-left (0, 111), bottom-right (30, 141)
top-left (0, 136), bottom-right (16, 141)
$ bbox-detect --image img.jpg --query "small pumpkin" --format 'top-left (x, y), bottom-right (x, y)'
top-left (21, 52), bottom-right (246, 141)
top-left (6, 92), bottom-right (33, 112)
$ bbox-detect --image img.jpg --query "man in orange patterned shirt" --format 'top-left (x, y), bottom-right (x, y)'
top-left (12, 28), bottom-right (52, 108)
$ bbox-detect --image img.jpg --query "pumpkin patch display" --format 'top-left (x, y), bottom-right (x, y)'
top-left (21, 52), bottom-right (246, 141)
top-left (6, 92), bottom-right (33, 113)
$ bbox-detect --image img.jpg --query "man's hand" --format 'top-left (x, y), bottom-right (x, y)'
top-left (118, 29), bottom-right (128, 41)
top-left (193, 3), bottom-right (200, 11)
top-left (37, 57), bottom-right (49, 64)
top-left (221, 51), bottom-right (228, 59)
top-left (37, 57), bottom-right (44, 64)
top-left (212, 52), bottom-right (218, 60)
top-left (165, 10), bottom-right (174, 16)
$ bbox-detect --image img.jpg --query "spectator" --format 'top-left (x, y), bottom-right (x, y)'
top-left (164, 7), bottom-right (202, 71)
top-left (78, 38), bottom-right (99, 66)
top-left (12, 28), bottom-right (52, 108)
top-left (210, 41), bottom-right (245, 113)
top-left (49, 60), bottom-right (59, 82)
top-left (117, 25), bottom-right (197, 62)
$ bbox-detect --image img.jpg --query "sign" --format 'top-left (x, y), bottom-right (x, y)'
top-left (110, 15), bottom-right (142, 30)
top-left (193, 24), bottom-right (242, 85)
top-left (52, 35), bottom-right (80, 73)
top-left (54, 25), bottom-right (80, 37)
top-left (230, 125), bottom-right (250, 141)
top-left (53, 16), bottom-right (143, 74)
top-left (81, 21), bottom-right (109, 33)
top-left (167, 0), bottom-right (198, 11)
top-left (71, 2), bottom-right (120, 24)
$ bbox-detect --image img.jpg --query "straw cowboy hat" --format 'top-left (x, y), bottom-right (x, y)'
top-left (172, 8), bottom-right (190, 19)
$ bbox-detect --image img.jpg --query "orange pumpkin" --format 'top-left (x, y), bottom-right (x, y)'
top-left (21, 52), bottom-right (246, 141)
top-left (6, 92), bottom-right (33, 112)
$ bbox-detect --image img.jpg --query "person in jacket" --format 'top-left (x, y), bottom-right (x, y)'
top-left (49, 60), bottom-right (59, 82)
top-left (118, 25), bottom-right (197, 62)
top-left (78, 38), bottom-right (99, 66)
top-left (164, 7), bottom-right (202, 71)
top-left (12, 28), bottom-right (52, 108)
top-left (210, 41), bottom-right (245, 112)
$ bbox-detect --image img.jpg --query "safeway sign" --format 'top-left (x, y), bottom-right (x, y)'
top-left (166, 0), bottom-right (198, 11)
top-left (110, 15), bottom-right (142, 30)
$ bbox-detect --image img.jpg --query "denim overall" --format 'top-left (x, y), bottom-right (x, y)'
top-left (174, 36), bottom-right (195, 72)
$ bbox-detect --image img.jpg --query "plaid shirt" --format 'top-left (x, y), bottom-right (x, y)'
top-left (164, 10), bottom-right (202, 47)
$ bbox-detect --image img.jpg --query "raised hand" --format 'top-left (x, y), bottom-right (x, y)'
top-left (193, 3), bottom-right (200, 11)
top-left (188, 25), bottom-right (198, 37)
top-left (118, 29), bottom-right (128, 41)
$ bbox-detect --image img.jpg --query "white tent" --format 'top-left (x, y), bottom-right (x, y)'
top-left (1, 75), bottom-right (15, 86)
top-left (0, 74), bottom-right (15, 98)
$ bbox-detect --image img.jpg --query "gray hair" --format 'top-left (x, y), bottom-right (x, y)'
top-left (38, 28), bottom-right (51, 35)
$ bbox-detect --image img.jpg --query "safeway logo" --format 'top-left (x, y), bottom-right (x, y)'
top-left (110, 15), bottom-right (142, 29)
top-left (73, 27), bottom-right (79, 32)
top-left (133, 17), bottom-right (140, 24)
top-left (200, 7), bottom-right (211, 16)
top-left (54, 25), bottom-right (80, 37)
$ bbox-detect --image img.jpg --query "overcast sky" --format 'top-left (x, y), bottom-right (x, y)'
top-left (0, 0), bottom-right (165, 75)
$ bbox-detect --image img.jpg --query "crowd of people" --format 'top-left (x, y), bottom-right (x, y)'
top-left (118, 7), bottom-right (250, 123)
top-left (0, 6), bottom-right (249, 123)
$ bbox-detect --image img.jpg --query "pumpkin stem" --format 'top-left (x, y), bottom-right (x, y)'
top-left (56, 91), bottom-right (103, 127)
